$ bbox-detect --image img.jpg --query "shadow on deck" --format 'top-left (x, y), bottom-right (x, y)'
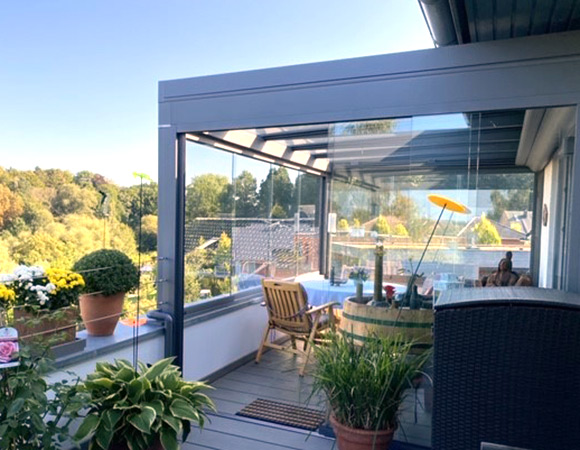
top-left (185, 349), bottom-right (431, 449)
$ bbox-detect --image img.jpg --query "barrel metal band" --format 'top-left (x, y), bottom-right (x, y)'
top-left (342, 311), bottom-right (433, 328)
top-left (339, 329), bottom-right (432, 349)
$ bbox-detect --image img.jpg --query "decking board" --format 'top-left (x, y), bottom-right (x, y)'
top-left (190, 347), bottom-right (431, 449)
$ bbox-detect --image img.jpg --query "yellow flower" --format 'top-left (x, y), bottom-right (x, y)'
top-left (0, 284), bottom-right (16, 302)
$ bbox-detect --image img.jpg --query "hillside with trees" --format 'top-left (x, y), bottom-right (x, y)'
top-left (0, 167), bottom-right (157, 272)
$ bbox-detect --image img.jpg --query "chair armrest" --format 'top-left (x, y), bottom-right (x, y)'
top-left (306, 302), bottom-right (339, 316)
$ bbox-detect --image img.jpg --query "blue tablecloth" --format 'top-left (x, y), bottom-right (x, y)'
top-left (301, 279), bottom-right (406, 308)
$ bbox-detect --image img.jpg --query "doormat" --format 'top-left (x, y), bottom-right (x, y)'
top-left (236, 398), bottom-right (325, 431)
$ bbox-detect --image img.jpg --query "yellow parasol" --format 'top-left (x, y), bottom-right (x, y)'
top-left (427, 194), bottom-right (471, 214)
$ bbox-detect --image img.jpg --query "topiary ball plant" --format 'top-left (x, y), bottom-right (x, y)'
top-left (73, 250), bottom-right (141, 335)
top-left (74, 249), bottom-right (139, 297)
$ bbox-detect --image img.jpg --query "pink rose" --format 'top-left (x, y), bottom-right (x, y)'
top-left (0, 341), bottom-right (18, 363)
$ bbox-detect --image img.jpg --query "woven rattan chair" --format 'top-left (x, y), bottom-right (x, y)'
top-left (256, 279), bottom-right (337, 376)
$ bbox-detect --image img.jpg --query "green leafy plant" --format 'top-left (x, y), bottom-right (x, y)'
top-left (74, 357), bottom-right (215, 450)
top-left (73, 249), bottom-right (139, 296)
top-left (311, 332), bottom-right (429, 431)
top-left (0, 347), bottom-right (86, 450)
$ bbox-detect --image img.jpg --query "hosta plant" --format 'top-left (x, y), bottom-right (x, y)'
top-left (74, 357), bottom-right (215, 450)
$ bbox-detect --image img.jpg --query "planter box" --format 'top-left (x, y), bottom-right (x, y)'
top-left (14, 307), bottom-right (79, 347)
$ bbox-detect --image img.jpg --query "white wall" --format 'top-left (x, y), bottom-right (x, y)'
top-left (538, 159), bottom-right (555, 288)
top-left (48, 336), bottom-right (165, 383)
top-left (182, 302), bottom-right (268, 380)
top-left (51, 302), bottom-right (269, 384)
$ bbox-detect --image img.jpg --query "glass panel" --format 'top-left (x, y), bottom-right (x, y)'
top-left (230, 155), bottom-right (272, 291)
top-left (186, 143), bottom-right (322, 301)
top-left (184, 143), bottom-right (233, 303)
top-left (328, 111), bottom-right (535, 301)
top-left (294, 173), bottom-right (321, 277)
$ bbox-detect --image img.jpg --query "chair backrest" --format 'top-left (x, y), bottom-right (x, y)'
top-left (261, 279), bottom-right (311, 333)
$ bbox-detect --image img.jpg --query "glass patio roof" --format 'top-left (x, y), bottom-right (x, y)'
top-left (186, 109), bottom-right (528, 185)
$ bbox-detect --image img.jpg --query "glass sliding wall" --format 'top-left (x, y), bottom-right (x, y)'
top-left (328, 111), bottom-right (535, 294)
top-left (184, 141), bottom-right (321, 304)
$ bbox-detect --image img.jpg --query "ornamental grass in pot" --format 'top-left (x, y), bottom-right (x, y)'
top-left (312, 332), bottom-right (430, 450)
top-left (73, 249), bottom-right (139, 336)
top-left (74, 357), bottom-right (215, 450)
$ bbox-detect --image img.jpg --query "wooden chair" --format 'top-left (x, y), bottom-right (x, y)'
top-left (255, 279), bottom-right (337, 376)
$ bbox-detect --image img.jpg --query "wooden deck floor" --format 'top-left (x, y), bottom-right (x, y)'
top-left (184, 348), bottom-right (432, 449)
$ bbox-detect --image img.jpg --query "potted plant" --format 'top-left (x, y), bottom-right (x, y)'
top-left (1, 265), bottom-right (84, 347)
top-left (74, 357), bottom-right (215, 450)
top-left (73, 249), bottom-right (139, 336)
top-left (312, 332), bottom-right (429, 450)
top-left (349, 267), bottom-right (369, 303)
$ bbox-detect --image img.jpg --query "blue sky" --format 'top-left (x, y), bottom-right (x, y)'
top-left (0, 1), bottom-right (433, 186)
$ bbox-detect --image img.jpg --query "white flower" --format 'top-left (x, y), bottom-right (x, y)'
top-left (46, 283), bottom-right (56, 292)
top-left (0, 274), bottom-right (16, 283)
top-left (37, 291), bottom-right (48, 304)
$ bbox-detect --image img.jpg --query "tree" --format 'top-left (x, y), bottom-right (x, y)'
top-left (393, 223), bottom-right (409, 237)
top-left (138, 214), bottom-right (157, 253)
top-left (258, 167), bottom-right (294, 217)
top-left (293, 174), bottom-right (320, 208)
top-left (221, 171), bottom-right (258, 217)
top-left (21, 200), bottom-right (54, 231)
top-left (214, 232), bottom-right (231, 272)
top-left (373, 215), bottom-right (391, 235)
top-left (34, 167), bottom-right (74, 188)
top-left (338, 219), bottom-right (349, 231)
top-left (0, 237), bottom-right (14, 272)
top-left (270, 204), bottom-right (287, 219)
top-left (11, 230), bottom-right (69, 267)
top-left (186, 174), bottom-right (229, 219)
top-left (489, 189), bottom-right (532, 221)
top-left (389, 193), bottom-right (418, 220)
top-left (0, 185), bottom-right (23, 229)
top-left (51, 184), bottom-right (99, 216)
top-left (337, 119), bottom-right (395, 136)
top-left (475, 214), bottom-right (501, 245)
top-left (118, 183), bottom-right (158, 229)
top-left (352, 208), bottom-right (371, 224)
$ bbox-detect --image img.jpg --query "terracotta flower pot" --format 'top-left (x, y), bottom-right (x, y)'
top-left (330, 415), bottom-right (395, 450)
top-left (79, 292), bottom-right (125, 336)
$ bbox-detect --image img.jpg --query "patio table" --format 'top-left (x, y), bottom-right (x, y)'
top-left (301, 279), bottom-right (406, 308)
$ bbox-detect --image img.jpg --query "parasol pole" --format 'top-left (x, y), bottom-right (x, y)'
top-left (411, 203), bottom-right (447, 282)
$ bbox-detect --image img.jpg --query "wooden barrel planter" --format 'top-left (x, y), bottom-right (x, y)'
top-left (340, 298), bottom-right (433, 348)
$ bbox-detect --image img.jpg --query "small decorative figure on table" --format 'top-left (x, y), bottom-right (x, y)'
top-left (349, 267), bottom-right (369, 303)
